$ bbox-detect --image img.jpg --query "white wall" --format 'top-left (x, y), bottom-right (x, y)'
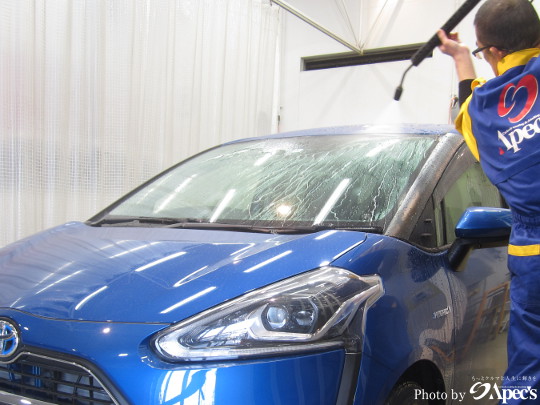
top-left (0, 0), bottom-right (280, 247)
top-left (277, 0), bottom-right (500, 132)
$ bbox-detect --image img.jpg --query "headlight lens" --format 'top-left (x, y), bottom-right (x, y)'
top-left (153, 267), bottom-right (383, 361)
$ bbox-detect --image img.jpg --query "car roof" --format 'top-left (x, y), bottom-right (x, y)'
top-left (225, 124), bottom-right (459, 144)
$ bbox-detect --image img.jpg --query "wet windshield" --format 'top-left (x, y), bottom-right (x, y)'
top-left (97, 134), bottom-right (436, 232)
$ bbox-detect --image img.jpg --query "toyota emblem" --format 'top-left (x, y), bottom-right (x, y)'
top-left (0, 320), bottom-right (19, 359)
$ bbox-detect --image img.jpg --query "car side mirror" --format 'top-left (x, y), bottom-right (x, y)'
top-left (448, 207), bottom-right (512, 271)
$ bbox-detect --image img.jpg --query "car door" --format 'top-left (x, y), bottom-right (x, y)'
top-left (433, 146), bottom-right (510, 404)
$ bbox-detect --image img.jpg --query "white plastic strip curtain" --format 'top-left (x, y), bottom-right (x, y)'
top-left (0, 0), bottom-right (280, 247)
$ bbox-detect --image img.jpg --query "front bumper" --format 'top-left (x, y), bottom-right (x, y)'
top-left (0, 310), bottom-right (347, 405)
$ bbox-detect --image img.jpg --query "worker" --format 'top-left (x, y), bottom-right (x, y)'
top-left (437, 0), bottom-right (540, 402)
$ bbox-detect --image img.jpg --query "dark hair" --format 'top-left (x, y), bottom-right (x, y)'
top-left (474, 0), bottom-right (540, 51)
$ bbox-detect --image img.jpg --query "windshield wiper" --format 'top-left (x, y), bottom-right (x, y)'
top-left (88, 216), bottom-right (383, 234)
top-left (87, 216), bottom-right (205, 227)
top-left (165, 222), bottom-right (383, 234)
top-left (89, 217), bottom-right (286, 233)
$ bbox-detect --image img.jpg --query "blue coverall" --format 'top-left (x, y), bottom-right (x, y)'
top-left (457, 48), bottom-right (540, 404)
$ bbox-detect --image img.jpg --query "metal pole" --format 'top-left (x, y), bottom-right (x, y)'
top-left (271, 0), bottom-right (363, 54)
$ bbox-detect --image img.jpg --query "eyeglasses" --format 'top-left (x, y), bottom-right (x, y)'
top-left (472, 45), bottom-right (510, 59)
top-left (471, 45), bottom-right (491, 59)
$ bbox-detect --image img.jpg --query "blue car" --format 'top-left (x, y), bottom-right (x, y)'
top-left (0, 125), bottom-right (512, 405)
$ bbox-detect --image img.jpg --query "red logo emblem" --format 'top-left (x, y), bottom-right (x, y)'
top-left (498, 74), bottom-right (538, 123)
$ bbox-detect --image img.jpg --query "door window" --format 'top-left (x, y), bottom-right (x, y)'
top-left (435, 149), bottom-right (504, 246)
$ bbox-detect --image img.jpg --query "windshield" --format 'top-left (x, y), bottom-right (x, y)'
top-left (95, 134), bottom-right (436, 232)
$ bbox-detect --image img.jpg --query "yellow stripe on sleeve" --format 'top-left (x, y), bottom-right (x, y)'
top-left (508, 244), bottom-right (540, 256)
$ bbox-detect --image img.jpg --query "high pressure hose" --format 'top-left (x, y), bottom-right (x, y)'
top-left (394, 0), bottom-right (483, 101)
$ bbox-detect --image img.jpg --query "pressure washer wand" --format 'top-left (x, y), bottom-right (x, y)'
top-left (393, 0), bottom-right (482, 101)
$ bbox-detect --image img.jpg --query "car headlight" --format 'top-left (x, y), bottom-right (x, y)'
top-left (153, 267), bottom-right (383, 362)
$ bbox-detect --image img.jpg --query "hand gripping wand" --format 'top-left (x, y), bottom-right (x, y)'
top-left (393, 0), bottom-right (482, 101)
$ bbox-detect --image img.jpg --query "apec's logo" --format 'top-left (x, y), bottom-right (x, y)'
top-left (470, 382), bottom-right (538, 404)
top-left (496, 74), bottom-right (540, 154)
top-left (415, 383), bottom-right (538, 404)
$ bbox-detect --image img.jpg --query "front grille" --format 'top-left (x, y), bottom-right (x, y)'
top-left (0, 354), bottom-right (115, 405)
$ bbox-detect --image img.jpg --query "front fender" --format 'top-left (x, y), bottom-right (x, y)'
top-left (333, 236), bottom-right (453, 404)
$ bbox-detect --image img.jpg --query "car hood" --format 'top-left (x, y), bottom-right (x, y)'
top-left (0, 222), bottom-right (367, 323)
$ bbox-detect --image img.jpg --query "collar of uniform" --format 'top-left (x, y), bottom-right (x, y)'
top-left (497, 48), bottom-right (540, 75)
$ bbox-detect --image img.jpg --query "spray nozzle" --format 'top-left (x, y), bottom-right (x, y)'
top-left (393, 64), bottom-right (413, 101)
top-left (393, 86), bottom-right (404, 102)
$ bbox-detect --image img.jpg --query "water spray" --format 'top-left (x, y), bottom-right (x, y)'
top-left (394, 0), bottom-right (483, 101)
